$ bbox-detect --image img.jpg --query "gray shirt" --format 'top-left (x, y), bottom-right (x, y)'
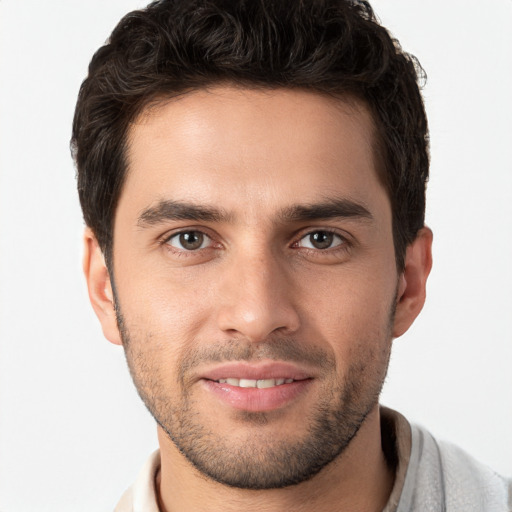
top-left (395, 420), bottom-right (512, 511)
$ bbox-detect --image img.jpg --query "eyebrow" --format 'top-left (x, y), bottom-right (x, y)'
top-left (137, 200), bottom-right (232, 227)
top-left (279, 198), bottom-right (373, 223)
top-left (137, 197), bottom-right (373, 228)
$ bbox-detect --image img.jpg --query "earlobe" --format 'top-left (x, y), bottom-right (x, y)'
top-left (83, 228), bottom-right (122, 345)
top-left (393, 227), bottom-right (433, 338)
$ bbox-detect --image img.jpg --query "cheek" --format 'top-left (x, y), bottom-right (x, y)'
top-left (298, 267), bottom-right (396, 364)
top-left (302, 265), bottom-right (396, 326)
top-left (114, 283), bottom-right (211, 394)
top-left (116, 260), bottom-right (215, 337)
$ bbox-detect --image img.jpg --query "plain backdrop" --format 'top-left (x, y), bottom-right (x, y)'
top-left (0, 1), bottom-right (511, 510)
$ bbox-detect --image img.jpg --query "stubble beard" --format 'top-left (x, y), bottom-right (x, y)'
top-left (117, 306), bottom-right (394, 490)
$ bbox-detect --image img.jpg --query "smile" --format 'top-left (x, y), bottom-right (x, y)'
top-left (216, 378), bottom-right (295, 388)
top-left (204, 377), bottom-right (312, 412)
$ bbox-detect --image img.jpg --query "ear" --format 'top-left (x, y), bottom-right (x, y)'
top-left (83, 228), bottom-right (122, 345)
top-left (393, 227), bottom-right (433, 338)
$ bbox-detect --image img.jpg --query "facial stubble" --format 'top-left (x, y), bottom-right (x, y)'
top-left (115, 296), bottom-right (395, 490)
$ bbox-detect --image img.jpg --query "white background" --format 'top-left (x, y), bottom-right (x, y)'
top-left (0, 1), bottom-right (511, 510)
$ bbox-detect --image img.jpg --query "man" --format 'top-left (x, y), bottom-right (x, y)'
top-left (71, 0), bottom-right (511, 510)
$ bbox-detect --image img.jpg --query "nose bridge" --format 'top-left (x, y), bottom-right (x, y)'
top-left (216, 243), bottom-right (300, 341)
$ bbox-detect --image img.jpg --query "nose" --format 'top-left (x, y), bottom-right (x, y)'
top-left (216, 249), bottom-right (301, 342)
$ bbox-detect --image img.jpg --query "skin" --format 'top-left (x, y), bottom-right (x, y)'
top-left (84, 86), bottom-right (432, 512)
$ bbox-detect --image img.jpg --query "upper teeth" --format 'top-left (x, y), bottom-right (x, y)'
top-left (217, 378), bottom-right (294, 388)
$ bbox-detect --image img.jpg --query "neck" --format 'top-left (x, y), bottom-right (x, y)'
top-left (156, 405), bottom-right (394, 512)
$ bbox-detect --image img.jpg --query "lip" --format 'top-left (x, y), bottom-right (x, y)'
top-left (200, 361), bottom-right (313, 382)
top-left (199, 361), bottom-right (314, 412)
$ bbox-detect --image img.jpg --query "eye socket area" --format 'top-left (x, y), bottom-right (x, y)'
top-left (165, 230), bottom-right (213, 251)
top-left (295, 230), bottom-right (346, 250)
top-left (162, 228), bottom-right (348, 255)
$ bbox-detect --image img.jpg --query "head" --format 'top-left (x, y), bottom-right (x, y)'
top-left (75, 0), bottom-right (432, 492)
top-left (72, 0), bottom-right (429, 273)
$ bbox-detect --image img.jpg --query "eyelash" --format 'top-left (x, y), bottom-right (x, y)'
top-left (292, 230), bottom-right (348, 251)
top-left (159, 228), bottom-right (351, 257)
top-left (160, 229), bottom-right (218, 257)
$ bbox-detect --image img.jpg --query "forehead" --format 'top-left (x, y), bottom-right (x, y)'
top-left (119, 86), bottom-right (387, 223)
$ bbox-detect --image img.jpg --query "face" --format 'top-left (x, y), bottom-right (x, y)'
top-left (88, 87), bottom-right (424, 489)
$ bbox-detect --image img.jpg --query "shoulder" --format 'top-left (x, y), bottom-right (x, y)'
top-left (113, 450), bottom-right (161, 512)
top-left (114, 486), bottom-right (134, 512)
top-left (398, 423), bottom-right (512, 512)
top-left (435, 435), bottom-right (512, 511)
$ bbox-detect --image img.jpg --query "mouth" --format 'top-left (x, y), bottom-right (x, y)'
top-left (214, 378), bottom-right (295, 388)
top-left (199, 362), bottom-right (314, 412)
top-left (199, 360), bottom-right (312, 382)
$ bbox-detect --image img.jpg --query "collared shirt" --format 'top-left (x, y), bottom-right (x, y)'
top-left (114, 407), bottom-right (512, 511)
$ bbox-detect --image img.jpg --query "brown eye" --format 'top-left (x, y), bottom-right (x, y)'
top-left (298, 231), bottom-right (343, 250)
top-left (167, 231), bottom-right (209, 251)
